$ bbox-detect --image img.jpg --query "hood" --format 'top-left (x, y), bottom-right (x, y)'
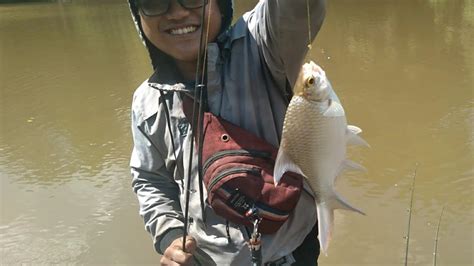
top-left (128, 0), bottom-right (234, 73)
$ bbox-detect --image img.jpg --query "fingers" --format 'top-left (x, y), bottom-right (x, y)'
top-left (160, 252), bottom-right (192, 266)
top-left (160, 236), bottom-right (196, 266)
top-left (160, 255), bottom-right (179, 266)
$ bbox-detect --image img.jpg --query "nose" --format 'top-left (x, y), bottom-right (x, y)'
top-left (164, 0), bottom-right (191, 20)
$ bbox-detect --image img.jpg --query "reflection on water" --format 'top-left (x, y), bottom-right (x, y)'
top-left (0, 1), bottom-right (158, 264)
top-left (309, 1), bottom-right (473, 265)
top-left (0, 164), bottom-right (136, 263)
top-left (311, 1), bottom-right (473, 265)
top-left (1, 1), bottom-right (138, 184)
top-left (0, 0), bottom-right (472, 265)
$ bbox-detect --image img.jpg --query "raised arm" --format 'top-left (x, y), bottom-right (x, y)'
top-left (247, 0), bottom-right (326, 87)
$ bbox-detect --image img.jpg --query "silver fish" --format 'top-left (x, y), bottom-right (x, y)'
top-left (274, 61), bottom-right (369, 254)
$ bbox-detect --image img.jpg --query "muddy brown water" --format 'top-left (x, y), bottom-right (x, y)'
top-left (1, 0), bottom-right (472, 265)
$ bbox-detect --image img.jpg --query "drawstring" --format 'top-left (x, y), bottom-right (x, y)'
top-left (158, 90), bottom-right (185, 183)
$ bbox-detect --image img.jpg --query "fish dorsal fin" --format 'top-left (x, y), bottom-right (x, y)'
top-left (273, 145), bottom-right (306, 185)
top-left (323, 100), bottom-right (345, 117)
top-left (346, 125), bottom-right (370, 147)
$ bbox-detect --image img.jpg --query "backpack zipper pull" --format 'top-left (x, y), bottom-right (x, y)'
top-left (249, 213), bottom-right (262, 266)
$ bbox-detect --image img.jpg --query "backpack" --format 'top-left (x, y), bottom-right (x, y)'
top-left (182, 95), bottom-right (303, 234)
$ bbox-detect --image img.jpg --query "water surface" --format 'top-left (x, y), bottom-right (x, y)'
top-left (0, 0), bottom-right (472, 265)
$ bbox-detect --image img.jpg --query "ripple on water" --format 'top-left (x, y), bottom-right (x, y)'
top-left (0, 214), bottom-right (87, 264)
top-left (0, 160), bottom-right (128, 263)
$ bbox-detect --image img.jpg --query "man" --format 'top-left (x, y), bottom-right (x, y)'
top-left (128, 0), bottom-right (326, 264)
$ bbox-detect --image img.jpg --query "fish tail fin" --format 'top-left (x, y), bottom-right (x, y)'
top-left (273, 145), bottom-right (305, 186)
top-left (316, 202), bottom-right (334, 256)
top-left (346, 125), bottom-right (370, 147)
top-left (316, 193), bottom-right (365, 255)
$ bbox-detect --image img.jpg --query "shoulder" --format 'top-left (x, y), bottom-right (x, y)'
top-left (131, 80), bottom-right (160, 125)
top-left (218, 4), bottom-right (266, 48)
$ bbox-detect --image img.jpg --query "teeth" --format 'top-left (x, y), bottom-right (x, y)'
top-left (170, 26), bottom-right (197, 35)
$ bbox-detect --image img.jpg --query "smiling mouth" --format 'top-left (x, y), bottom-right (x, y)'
top-left (168, 26), bottom-right (198, 35)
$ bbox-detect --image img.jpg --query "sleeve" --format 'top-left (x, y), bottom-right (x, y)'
top-left (247, 0), bottom-right (326, 87)
top-left (130, 106), bottom-right (185, 255)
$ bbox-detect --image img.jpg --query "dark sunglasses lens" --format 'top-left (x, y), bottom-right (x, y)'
top-left (180, 0), bottom-right (207, 9)
top-left (137, 0), bottom-right (169, 16)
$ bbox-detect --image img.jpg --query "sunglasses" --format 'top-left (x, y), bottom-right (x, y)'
top-left (137, 0), bottom-right (209, 17)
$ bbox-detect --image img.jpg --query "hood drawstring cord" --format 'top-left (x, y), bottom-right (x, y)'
top-left (158, 91), bottom-right (185, 186)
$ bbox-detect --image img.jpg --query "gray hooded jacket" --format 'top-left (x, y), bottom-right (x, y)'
top-left (129, 0), bottom-right (326, 264)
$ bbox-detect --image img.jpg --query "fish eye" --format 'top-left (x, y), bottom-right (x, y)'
top-left (306, 76), bottom-right (315, 86)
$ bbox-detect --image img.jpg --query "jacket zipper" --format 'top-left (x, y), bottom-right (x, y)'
top-left (202, 149), bottom-right (272, 175)
top-left (207, 167), bottom-right (261, 192)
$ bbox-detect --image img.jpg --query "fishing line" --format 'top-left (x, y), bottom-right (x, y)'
top-left (306, 0), bottom-right (312, 49)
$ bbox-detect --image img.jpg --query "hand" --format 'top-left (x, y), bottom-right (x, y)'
top-left (160, 236), bottom-right (197, 266)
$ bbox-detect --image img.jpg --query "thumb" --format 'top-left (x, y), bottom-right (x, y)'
top-left (183, 236), bottom-right (197, 253)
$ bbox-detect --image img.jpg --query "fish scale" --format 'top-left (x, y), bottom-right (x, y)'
top-left (281, 96), bottom-right (346, 195)
top-left (273, 61), bottom-right (368, 255)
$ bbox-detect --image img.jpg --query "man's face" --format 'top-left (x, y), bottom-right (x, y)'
top-left (139, 0), bottom-right (222, 63)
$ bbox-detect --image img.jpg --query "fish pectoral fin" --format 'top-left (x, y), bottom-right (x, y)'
top-left (346, 133), bottom-right (370, 147)
top-left (346, 125), bottom-right (370, 147)
top-left (347, 125), bottom-right (363, 135)
top-left (273, 146), bottom-right (305, 186)
top-left (342, 159), bottom-right (367, 173)
top-left (333, 191), bottom-right (366, 215)
top-left (323, 100), bottom-right (345, 117)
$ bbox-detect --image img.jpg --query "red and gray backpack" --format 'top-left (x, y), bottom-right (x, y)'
top-left (181, 94), bottom-right (303, 234)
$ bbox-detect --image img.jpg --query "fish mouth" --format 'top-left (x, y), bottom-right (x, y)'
top-left (304, 92), bottom-right (327, 103)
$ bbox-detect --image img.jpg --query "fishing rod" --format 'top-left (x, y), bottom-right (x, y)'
top-left (196, 0), bottom-right (214, 226)
top-left (404, 163), bottom-right (418, 266)
top-left (182, 0), bottom-right (211, 252)
top-left (182, 1), bottom-right (316, 265)
top-left (181, 2), bottom-right (265, 265)
top-left (433, 205), bottom-right (446, 266)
